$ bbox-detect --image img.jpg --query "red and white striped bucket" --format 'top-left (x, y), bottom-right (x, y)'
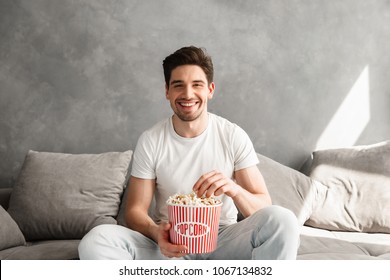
top-left (167, 202), bottom-right (222, 254)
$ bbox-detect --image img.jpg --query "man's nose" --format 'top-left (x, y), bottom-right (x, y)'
top-left (183, 85), bottom-right (194, 97)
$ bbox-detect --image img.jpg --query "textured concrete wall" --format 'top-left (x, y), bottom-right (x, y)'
top-left (1, 0), bottom-right (390, 187)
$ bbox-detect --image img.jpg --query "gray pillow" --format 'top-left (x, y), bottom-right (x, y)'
top-left (306, 140), bottom-right (390, 233)
top-left (7, 150), bottom-right (133, 240)
top-left (0, 205), bottom-right (26, 250)
top-left (256, 153), bottom-right (322, 225)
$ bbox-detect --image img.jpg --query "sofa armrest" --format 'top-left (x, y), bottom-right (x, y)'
top-left (0, 188), bottom-right (12, 209)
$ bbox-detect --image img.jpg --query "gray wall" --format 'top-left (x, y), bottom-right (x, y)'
top-left (1, 0), bottom-right (390, 188)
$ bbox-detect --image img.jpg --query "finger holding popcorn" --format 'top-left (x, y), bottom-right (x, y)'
top-left (193, 170), bottom-right (239, 198)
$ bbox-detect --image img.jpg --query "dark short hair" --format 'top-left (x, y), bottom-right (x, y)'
top-left (163, 46), bottom-right (214, 87)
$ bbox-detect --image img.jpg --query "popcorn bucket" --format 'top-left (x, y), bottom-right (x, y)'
top-left (167, 203), bottom-right (222, 254)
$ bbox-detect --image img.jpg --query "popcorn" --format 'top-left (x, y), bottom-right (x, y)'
top-left (166, 192), bottom-right (221, 206)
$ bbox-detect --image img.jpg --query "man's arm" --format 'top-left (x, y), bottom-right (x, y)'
top-left (231, 165), bottom-right (272, 217)
top-left (125, 176), bottom-right (158, 240)
top-left (125, 176), bottom-right (187, 257)
top-left (193, 165), bottom-right (272, 218)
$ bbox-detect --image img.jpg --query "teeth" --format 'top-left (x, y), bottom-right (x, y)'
top-left (180, 102), bottom-right (195, 107)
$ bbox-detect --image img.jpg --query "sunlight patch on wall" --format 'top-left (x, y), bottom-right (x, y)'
top-left (315, 66), bottom-right (370, 151)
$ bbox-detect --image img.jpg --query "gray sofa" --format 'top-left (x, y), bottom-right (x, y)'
top-left (1, 141), bottom-right (390, 260)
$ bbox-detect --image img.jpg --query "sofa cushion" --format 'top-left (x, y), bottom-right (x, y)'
top-left (298, 234), bottom-right (390, 260)
top-left (0, 205), bottom-right (26, 250)
top-left (7, 150), bottom-right (132, 240)
top-left (0, 240), bottom-right (80, 260)
top-left (256, 153), bottom-right (322, 225)
top-left (306, 140), bottom-right (390, 233)
top-left (0, 188), bottom-right (12, 209)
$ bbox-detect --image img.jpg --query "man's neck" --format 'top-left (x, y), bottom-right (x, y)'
top-left (172, 112), bottom-right (209, 138)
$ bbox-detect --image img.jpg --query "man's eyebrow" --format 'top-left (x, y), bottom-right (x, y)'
top-left (170, 80), bottom-right (206, 85)
top-left (170, 80), bottom-right (183, 85)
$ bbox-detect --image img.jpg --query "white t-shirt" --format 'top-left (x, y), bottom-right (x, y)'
top-left (131, 113), bottom-right (259, 225)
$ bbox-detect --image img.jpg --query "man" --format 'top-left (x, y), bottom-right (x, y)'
top-left (78, 46), bottom-right (299, 260)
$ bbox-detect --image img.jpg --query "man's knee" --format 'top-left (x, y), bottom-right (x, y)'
top-left (253, 205), bottom-right (299, 238)
top-left (268, 205), bottom-right (298, 227)
top-left (250, 206), bottom-right (300, 259)
top-left (78, 224), bottom-right (118, 259)
top-left (81, 224), bottom-right (115, 243)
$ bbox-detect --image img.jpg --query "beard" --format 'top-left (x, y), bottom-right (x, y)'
top-left (171, 102), bottom-right (205, 122)
top-left (174, 108), bottom-right (204, 122)
top-left (176, 111), bottom-right (202, 122)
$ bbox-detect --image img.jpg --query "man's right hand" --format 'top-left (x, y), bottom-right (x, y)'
top-left (157, 222), bottom-right (188, 258)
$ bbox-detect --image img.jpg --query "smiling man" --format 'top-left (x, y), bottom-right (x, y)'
top-left (78, 46), bottom-right (300, 260)
top-left (166, 64), bottom-right (213, 137)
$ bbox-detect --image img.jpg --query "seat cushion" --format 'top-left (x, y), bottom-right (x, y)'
top-left (0, 240), bottom-right (80, 260)
top-left (298, 228), bottom-right (390, 260)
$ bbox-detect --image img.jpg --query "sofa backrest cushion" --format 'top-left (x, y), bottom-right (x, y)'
top-left (7, 150), bottom-right (133, 241)
top-left (0, 205), bottom-right (26, 250)
top-left (256, 153), bottom-right (322, 225)
top-left (0, 188), bottom-right (12, 210)
top-left (306, 140), bottom-right (390, 233)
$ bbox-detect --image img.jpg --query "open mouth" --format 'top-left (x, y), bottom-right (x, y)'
top-left (177, 101), bottom-right (199, 110)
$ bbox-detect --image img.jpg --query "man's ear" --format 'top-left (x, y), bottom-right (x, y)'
top-left (208, 82), bottom-right (215, 99)
top-left (165, 84), bottom-right (169, 99)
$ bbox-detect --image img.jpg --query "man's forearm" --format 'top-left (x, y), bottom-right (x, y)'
top-left (233, 186), bottom-right (272, 218)
top-left (126, 209), bottom-right (159, 242)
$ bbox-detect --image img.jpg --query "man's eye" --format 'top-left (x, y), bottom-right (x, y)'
top-left (174, 84), bottom-right (183, 88)
top-left (194, 84), bottom-right (203, 88)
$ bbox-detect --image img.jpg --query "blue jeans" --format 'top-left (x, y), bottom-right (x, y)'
top-left (78, 205), bottom-right (300, 260)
